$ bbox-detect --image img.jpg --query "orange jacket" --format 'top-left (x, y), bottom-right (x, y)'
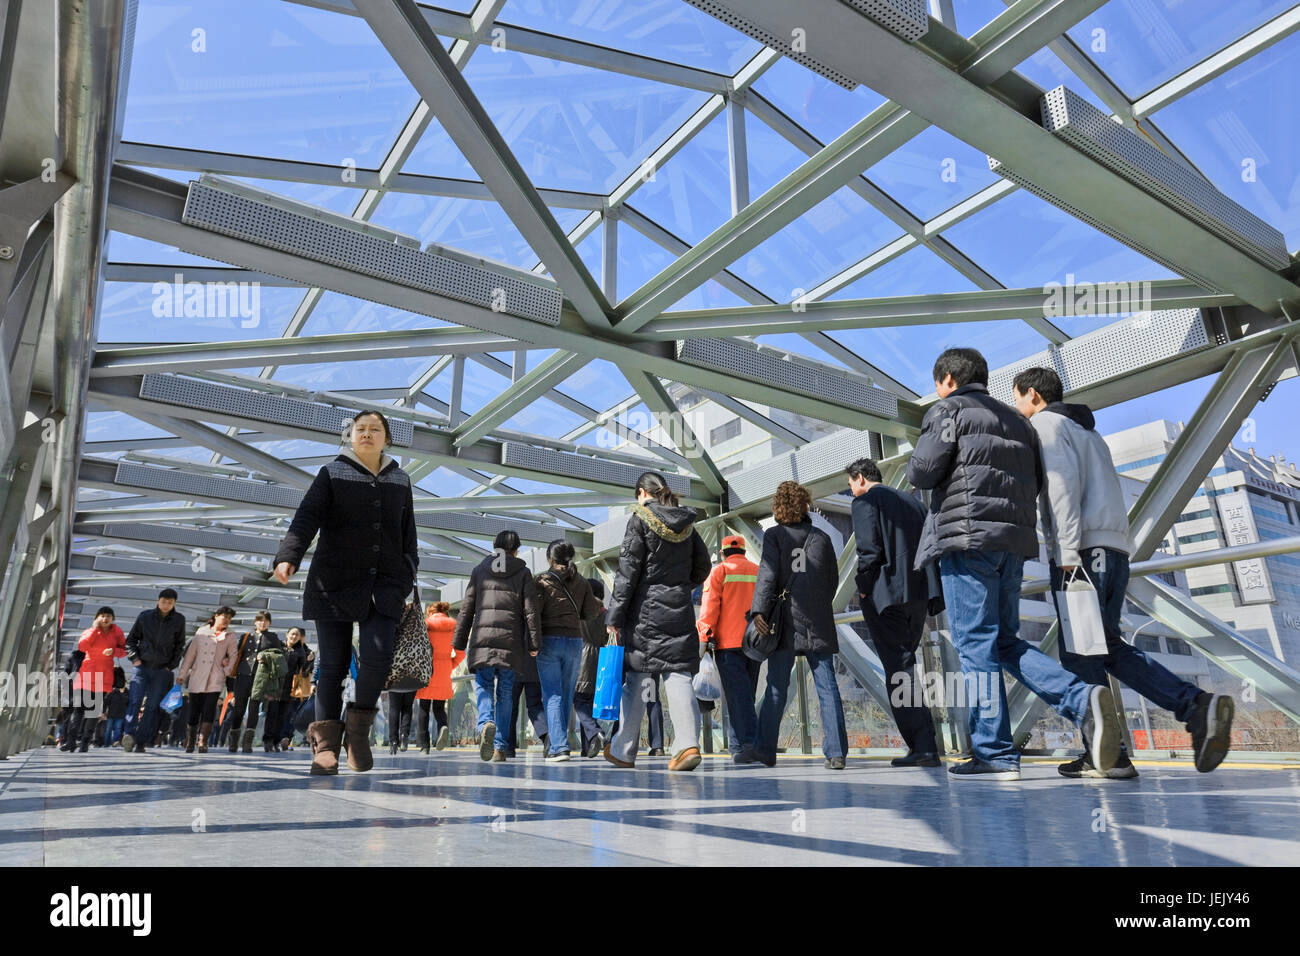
top-left (417, 611), bottom-right (463, 700)
top-left (696, 553), bottom-right (758, 650)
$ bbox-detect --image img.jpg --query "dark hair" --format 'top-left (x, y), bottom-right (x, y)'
top-left (348, 410), bottom-right (392, 446)
top-left (547, 539), bottom-right (575, 566)
top-left (431, 601), bottom-right (451, 615)
top-left (254, 610), bottom-right (272, 624)
top-left (772, 480), bottom-right (812, 525)
top-left (844, 457), bottom-right (882, 483)
top-left (588, 577), bottom-right (605, 600)
top-left (158, 588), bottom-right (178, 600)
top-left (1012, 367), bottom-right (1063, 405)
top-left (205, 616), bottom-right (215, 627)
top-left (214, 606), bottom-right (236, 619)
top-left (932, 347), bottom-right (988, 388)
top-left (493, 529), bottom-right (521, 553)
top-left (95, 606), bottom-right (115, 619)
top-left (635, 471), bottom-right (679, 507)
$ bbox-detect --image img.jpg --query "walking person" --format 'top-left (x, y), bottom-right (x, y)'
top-left (452, 530), bottom-right (541, 762)
top-left (121, 589), bottom-right (187, 754)
top-left (416, 602), bottom-right (462, 753)
top-left (1012, 367), bottom-right (1235, 777)
top-left (535, 540), bottom-right (602, 762)
top-left (66, 608), bottom-right (127, 752)
top-left (278, 627), bottom-right (315, 750)
top-left (225, 611), bottom-right (281, 753)
top-left (604, 472), bottom-right (711, 772)
top-left (750, 482), bottom-right (850, 770)
top-left (104, 669), bottom-right (128, 747)
top-left (273, 410), bottom-right (419, 775)
top-left (176, 607), bottom-right (240, 753)
top-left (847, 458), bottom-right (945, 767)
top-left (573, 578), bottom-right (607, 758)
top-left (696, 536), bottom-right (762, 764)
top-left (907, 348), bottom-right (1123, 781)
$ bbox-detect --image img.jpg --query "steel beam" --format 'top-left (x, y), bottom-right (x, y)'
top-left (622, 367), bottom-right (726, 497)
top-left (452, 351), bottom-right (589, 447)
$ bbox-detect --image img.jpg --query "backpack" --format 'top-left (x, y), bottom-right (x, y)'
top-left (251, 647), bottom-right (286, 700)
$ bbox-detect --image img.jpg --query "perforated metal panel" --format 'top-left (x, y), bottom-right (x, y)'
top-left (675, 338), bottom-right (899, 419)
top-left (114, 462), bottom-right (304, 508)
top-left (987, 156), bottom-right (1224, 292)
top-left (412, 509), bottom-right (549, 540)
top-left (501, 443), bottom-right (692, 496)
top-left (139, 374), bottom-right (415, 446)
top-left (683, 0), bottom-right (858, 89)
top-left (183, 181), bottom-right (562, 325)
top-left (986, 309), bottom-right (1211, 403)
top-left (1040, 87), bottom-right (1289, 270)
top-left (725, 426), bottom-right (879, 508)
top-left (840, 0), bottom-right (930, 42)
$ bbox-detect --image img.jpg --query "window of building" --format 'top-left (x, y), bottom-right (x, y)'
top-left (1190, 585), bottom-right (1232, 597)
top-left (1166, 637), bottom-right (1195, 656)
top-left (709, 418), bottom-right (741, 445)
top-left (1177, 531), bottom-right (1219, 545)
top-left (1178, 509), bottom-right (1214, 522)
top-left (1134, 634), bottom-right (1161, 653)
top-left (720, 461), bottom-right (744, 477)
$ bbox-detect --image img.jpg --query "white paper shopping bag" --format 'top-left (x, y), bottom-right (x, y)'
top-left (1056, 569), bottom-right (1108, 656)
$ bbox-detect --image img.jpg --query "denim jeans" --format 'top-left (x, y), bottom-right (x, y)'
top-left (124, 665), bottom-right (174, 745)
top-left (537, 635), bottom-right (582, 755)
top-left (572, 692), bottom-right (602, 751)
top-left (315, 605), bottom-right (398, 720)
top-left (1054, 547), bottom-right (1201, 724)
top-left (714, 648), bottom-right (761, 755)
top-left (473, 666), bottom-right (515, 752)
top-left (940, 549), bottom-right (1094, 768)
top-left (105, 717), bottom-right (124, 746)
top-left (756, 647), bottom-right (849, 761)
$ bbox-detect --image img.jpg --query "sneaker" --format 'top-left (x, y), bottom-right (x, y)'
top-left (479, 723), bottom-right (495, 762)
top-left (647, 747), bottom-right (665, 757)
top-left (584, 734), bottom-right (603, 759)
top-left (435, 726), bottom-right (450, 751)
top-left (1187, 692), bottom-right (1234, 773)
top-left (1058, 751), bottom-right (1140, 780)
top-left (545, 751), bottom-right (571, 764)
top-left (948, 758), bottom-right (1019, 781)
top-left (1080, 685), bottom-right (1121, 772)
top-left (603, 741), bottom-right (634, 768)
top-left (824, 756), bottom-right (846, 770)
top-left (121, 734), bottom-right (135, 753)
top-left (491, 749), bottom-right (507, 762)
top-left (732, 749), bottom-right (762, 766)
top-left (668, 747), bottom-right (701, 771)
top-left (891, 751), bottom-right (941, 768)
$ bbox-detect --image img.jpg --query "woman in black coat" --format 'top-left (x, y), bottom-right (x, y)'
top-left (750, 480), bottom-right (849, 769)
top-left (276, 627), bottom-right (314, 750)
top-left (604, 472), bottom-right (711, 771)
top-left (274, 410), bottom-right (418, 776)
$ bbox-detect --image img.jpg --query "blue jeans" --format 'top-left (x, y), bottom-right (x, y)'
top-left (473, 667), bottom-right (515, 753)
top-left (1054, 547), bottom-right (1201, 725)
top-left (537, 635), bottom-right (582, 755)
top-left (941, 549), bottom-right (1093, 768)
top-left (715, 648), bottom-right (761, 755)
top-left (105, 717), bottom-right (124, 746)
top-left (756, 647), bottom-right (849, 761)
top-left (124, 665), bottom-right (174, 745)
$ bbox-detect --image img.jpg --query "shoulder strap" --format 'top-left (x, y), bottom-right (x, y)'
top-left (546, 570), bottom-right (581, 614)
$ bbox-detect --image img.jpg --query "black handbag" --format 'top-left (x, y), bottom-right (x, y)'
top-left (385, 586), bottom-right (433, 692)
top-left (742, 590), bottom-right (786, 663)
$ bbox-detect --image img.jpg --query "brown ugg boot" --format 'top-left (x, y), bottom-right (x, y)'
top-left (344, 706), bottom-right (379, 772)
top-left (197, 722), bottom-right (212, 753)
top-left (307, 720), bottom-right (345, 775)
top-left (184, 727), bottom-right (196, 753)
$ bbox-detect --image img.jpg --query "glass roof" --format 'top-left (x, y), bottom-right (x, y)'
top-left (91, 0), bottom-right (1300, 589)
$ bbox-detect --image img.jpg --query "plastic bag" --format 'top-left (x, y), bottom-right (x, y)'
top-left (592, 642), bottom-right (625, 721)
top-left (693, 649), bottom-right (723, 701)
top-left (160, 684), bottom-right (184, 713)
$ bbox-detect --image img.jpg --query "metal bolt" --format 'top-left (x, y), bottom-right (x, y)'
top-left (0, 247), bottom-right (12, 259)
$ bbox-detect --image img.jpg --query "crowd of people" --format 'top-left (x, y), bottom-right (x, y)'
top-left (55, 349), bottom-right (1237, 782)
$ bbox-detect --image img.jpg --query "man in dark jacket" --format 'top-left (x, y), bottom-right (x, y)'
top-left (847, 457), bottom-right (942, 767)
top-left (906, 348), bottom-right (1121, 780)
top-left (121, 588), bottom-right (187, 754)
top-left (453, 530), bottom-right (541, 762)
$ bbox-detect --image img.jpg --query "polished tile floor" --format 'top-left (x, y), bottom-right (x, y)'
top-left (2, 747), bottom-right (1298, 866)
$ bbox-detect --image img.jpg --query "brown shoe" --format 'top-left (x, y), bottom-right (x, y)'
top-left (668, 747), bottom-right (701, 772)
top-left (491, 749), bottom-right (507, 762)
top-left (184, 727), bottom-right (196, 753)
top-left (279, 737), bottom-right (292, 752)
top-left (344, 706), bottom-right (378, 772)
top-left (307, 720), bottom-right (345, 775)
top-left (197, 722), bottom-right (212, 753)
top-left (603, 741), bottom-right (634, 768)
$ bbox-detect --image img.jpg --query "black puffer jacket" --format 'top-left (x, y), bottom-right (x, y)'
top-left (125, 607), bottom-right (187, 669)
top-left (606, 503), bottom-right (711, 675)
top-left (274, 450), bottom-right (418, 622)
top-left (751, 518), bottom-right (839, 656)
top-left (575, 600), bottom-right (608, 696)
top-left (906, 383), bottom-right (1044, 566)
top-left (453, 554), bottom-right (541, 673)
top-left (535, 564), bottom-right (602, 638)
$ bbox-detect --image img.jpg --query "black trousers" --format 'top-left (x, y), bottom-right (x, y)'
top-left (505, 680), bottom-right (546, 751)
top-left (862, 600), bottom-right (938, 754)
top-left (227, 675), bottom-right (255, 730)
top-left (387, 691), bottom-right (415, 743)
top-left (187, 691), bottom-right (219, 727)
top-left (416, 698), bottom-right (448, 747)
top-left (71, 692), bottom-right (104, 748)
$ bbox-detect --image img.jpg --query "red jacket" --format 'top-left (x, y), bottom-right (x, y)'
top-left (417, 611), bottom-right (464, 700)
top-left (74, 624), bottom-right (127, 692)
top-left (696, 554), bottom-right (758, 650)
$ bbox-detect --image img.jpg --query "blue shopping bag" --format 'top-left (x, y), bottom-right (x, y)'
top-left (592, 642), bottom-right (624, 721)
top-left (160, 684), bottom-right (184, 714)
